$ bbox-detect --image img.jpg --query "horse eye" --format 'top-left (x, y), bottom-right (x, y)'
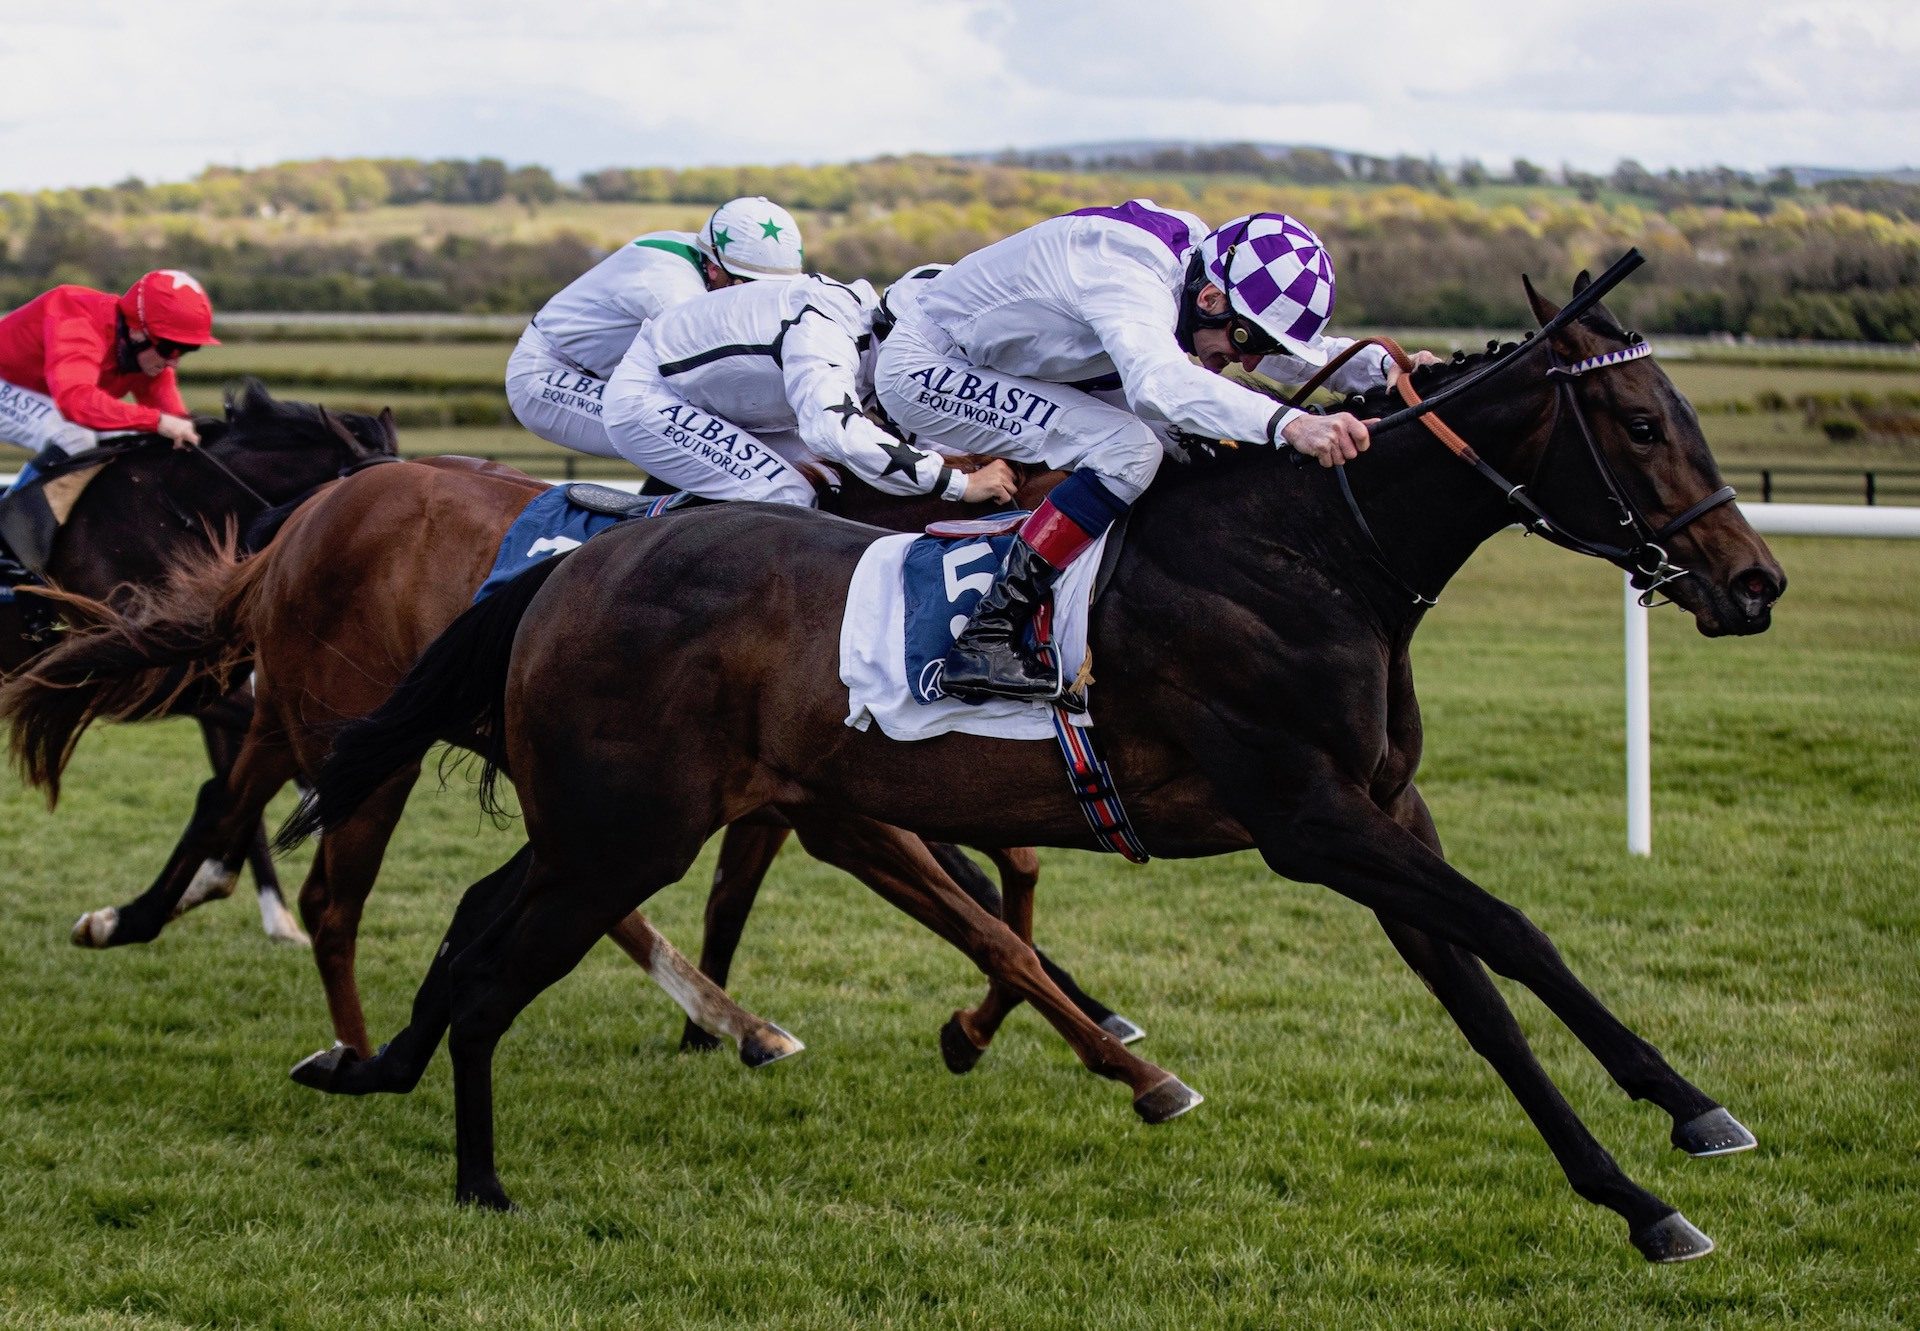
top-left (1626, 418), bottom-right (1659, 445)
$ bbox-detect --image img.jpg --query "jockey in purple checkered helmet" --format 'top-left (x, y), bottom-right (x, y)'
top-left (1188, 213), bottom-right (1338, 365)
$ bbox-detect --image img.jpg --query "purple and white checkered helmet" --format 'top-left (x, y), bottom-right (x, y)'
top-left (1198, 212), bottom-right (1338, 365)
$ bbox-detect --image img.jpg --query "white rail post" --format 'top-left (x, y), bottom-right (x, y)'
top-left (1624, 572), bottom-right (1651, 856)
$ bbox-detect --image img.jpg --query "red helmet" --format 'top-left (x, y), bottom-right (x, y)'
top-left (119, 269), bottom-right (221, 346)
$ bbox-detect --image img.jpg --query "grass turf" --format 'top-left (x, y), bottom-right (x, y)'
top-left (0, 532), bottom-right (1915, 1328)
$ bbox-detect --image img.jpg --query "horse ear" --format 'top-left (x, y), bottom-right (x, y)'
top-left (1572, 270), bottom-right (1593, 296)
top-left (319, 406), bottom-right (377, 459)
top-left (1522, 273), bottom-right (1560, 326)
top-left (376, 407), bottom-right (399, 453)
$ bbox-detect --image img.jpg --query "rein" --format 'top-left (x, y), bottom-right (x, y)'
top-left (1313, 249), bottom-right (1737, 607)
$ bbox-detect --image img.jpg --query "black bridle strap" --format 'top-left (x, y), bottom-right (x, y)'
top-left (185, 443), bottom-right (273, 508)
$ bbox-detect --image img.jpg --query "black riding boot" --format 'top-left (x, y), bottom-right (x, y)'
top-left (940, 537), bottom-right (1064, 705)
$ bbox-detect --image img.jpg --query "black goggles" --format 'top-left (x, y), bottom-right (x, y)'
top-left (1216, 238), bottom-right (1282, 358)
top-left (151, 337), bottom-right (201, 359)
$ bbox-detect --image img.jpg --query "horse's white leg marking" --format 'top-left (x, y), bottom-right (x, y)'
top-left (607, 914), bottom-right (804, 1062)
top-left (257, 885), bottom-right (311, 946)
top-left (173, 859), bottom-right (239, 917)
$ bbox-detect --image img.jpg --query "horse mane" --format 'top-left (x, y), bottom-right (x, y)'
top-left (218, 377), bottom-right (397, 457)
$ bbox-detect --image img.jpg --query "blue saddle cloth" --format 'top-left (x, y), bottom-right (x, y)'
top-left (900, 514), bottom-right (1032, 704)
top-left (473, 485), bottom-right (684, 603)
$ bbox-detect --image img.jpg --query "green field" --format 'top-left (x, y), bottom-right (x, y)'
top-left (1, 532), bottom-right (1915, 1328)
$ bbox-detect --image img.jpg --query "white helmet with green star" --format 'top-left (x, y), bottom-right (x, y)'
top-left (697, 197), bottom-right (804, 281)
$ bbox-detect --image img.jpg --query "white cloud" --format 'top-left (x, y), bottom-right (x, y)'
top-left (0, 0), bottom-right (1913, 192)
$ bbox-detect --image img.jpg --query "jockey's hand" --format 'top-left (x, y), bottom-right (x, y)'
top-left (1385, 349), bottom-right (1443, 391)
top-left (157, 414), bottom-right (201, 448)
top-left (962, 459), bottom-right (1018, 505)
top-left (1282, 411), bottom-right (1370, 467)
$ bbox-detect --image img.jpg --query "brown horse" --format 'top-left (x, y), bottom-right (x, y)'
top-left (3, 455), bottom-right (1138, 1064)
top-left (0, 382), bottom-right (399, 942)
top-left (292, 261), bottom-right (1786, 1261)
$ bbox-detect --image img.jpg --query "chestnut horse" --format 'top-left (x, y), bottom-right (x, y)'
top-left (4, 455), bottom-right (1138, 1063)
top-left (293, 259), bottom-right (1785, 1261)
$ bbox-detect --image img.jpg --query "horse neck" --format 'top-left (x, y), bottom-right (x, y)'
top-left (1326, 368), bottom-right (1562, 623)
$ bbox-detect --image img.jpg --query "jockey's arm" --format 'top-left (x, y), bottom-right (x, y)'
top-left (41, 294), bottom-right (168, 433)
top-left (132, 365), bottom-right (190, 418)
top-left (783, 310), bottom-right (969, 501)
top-left (1078, 269), bottom-right (1299, 449)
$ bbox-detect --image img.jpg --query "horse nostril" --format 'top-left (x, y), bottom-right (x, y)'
top-left (1735, 566), bottom-right (1783, 606)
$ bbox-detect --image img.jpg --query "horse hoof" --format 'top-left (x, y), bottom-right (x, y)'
top-left (70, 908), bottom-right (118, 948)
top-left (259, 896), bottom-right (311, 947)
top-left (738, 1023), bottom-right (805, 1069)
top-left (939, 1015), bottom-right (985, 1074)
top-left (1099, 1013), bottom-right (1147, 1046)
top-left (289, 1043), bottom-right (360, 1093)
top-left (679, 1024), bottom-right (723, 1055)
top-left (456, 1179), bottom-right (519, 1213)
top-left (1673, 1107), bottom-right (1757, 1158)
top-left (1133, 1076), bottom-right (1203, 1125)
top-left (1631, 1211), bottom-right (1716, 1264)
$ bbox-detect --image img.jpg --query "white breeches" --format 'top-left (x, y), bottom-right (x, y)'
top-left (504, 326), bottom-right (622, 460)
top-left (603, 357), bottom-right (820, 506)
top-left (872, 317), bottom-right (1163, 503)
top-left (0, 380), bottom-right (98, 455)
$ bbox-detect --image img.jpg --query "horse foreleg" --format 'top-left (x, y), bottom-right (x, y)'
top-left (606, 912), bottom-right (803, 1067)
top-left (787, 809), bottom-right (1198, 1123)
top-left (298, 767), bottom-right (416, 1058)
top-left (1374, 787), bottom-right (1710, 1260)
top-left (1223, 744), bottom-right (1737, 1261)
top-left (70, 738), bottom-right (295, 948)
top-left (678, 819), bottom-right (788, 1051)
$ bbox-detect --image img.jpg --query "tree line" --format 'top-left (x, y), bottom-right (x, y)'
top-left (2, 155), bottom-right (1915, 341)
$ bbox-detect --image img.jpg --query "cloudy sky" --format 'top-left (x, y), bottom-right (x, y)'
top-left (3, 0), bottom-right (1915, 192)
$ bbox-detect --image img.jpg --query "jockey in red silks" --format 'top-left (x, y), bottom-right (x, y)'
top-left (0, 268), bottom-right (219, 467)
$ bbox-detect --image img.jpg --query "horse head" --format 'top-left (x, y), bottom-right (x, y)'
top-left (1521, 275), bottom-right (1786, 637)
top-left (206, 378), bottom-right (399, 502)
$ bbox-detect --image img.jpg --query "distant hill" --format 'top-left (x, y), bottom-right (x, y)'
top-left (1786, 165), bottom-right (1920, 187)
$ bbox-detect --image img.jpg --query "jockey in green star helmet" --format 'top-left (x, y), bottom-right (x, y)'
top-left (697, 197), bottom-right (805, 282)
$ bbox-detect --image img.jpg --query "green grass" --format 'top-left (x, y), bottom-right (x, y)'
top-left (1, 533), bottom-right (1916, 1328)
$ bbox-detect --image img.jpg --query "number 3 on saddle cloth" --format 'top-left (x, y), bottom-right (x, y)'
top-left (841, 513), bottom-right (1149, 862)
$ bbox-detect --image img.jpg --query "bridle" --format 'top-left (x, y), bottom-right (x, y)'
top-left (1290, 249), bottom-right (1737, 608)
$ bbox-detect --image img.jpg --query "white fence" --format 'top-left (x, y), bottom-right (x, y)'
top-left (1622, 502), bottom-right (1920, 855)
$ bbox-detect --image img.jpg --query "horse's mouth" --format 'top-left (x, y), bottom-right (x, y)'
top-left (1689, 565), bottom-right (1786, 637)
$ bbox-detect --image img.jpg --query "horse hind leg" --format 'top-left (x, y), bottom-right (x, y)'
top-left (292, 844), bottom-right (535, 1097)
top-left (197, 713), bottom-right (307, 944)
top-left (941, 844), bottom-right (1145, 1067)
top-left (297, 766), bottom-right (417, 1058)
top-left (445, 837), bottom-right (708, 1210)
top-left (607, 911), bottom-right (803, 1068)
top-left (788, 810), bottom-right (1198, 1125)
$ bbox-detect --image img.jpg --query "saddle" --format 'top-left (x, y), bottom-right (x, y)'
top-left (0, 441), bottom-right (146, 576)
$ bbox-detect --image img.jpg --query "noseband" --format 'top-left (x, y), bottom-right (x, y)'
top-left (1305, 249), bottom-right (1737, 607)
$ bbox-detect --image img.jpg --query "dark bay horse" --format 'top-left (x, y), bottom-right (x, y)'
top-left (293, 260), bottom-right (1785, 1261)
top-left (3, 455), bottom-right (1135, 1063)
top-left (1, 380), bottom-right (397, 941)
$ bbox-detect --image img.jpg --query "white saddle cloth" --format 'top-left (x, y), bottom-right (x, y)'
top-left (839, 530), bottom-right (1107, 742)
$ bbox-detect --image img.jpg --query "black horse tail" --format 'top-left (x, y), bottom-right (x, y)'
top-left (276, 554), bottom-right (568, 852)
top-left (0, 533), bottom-right (264, 805)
